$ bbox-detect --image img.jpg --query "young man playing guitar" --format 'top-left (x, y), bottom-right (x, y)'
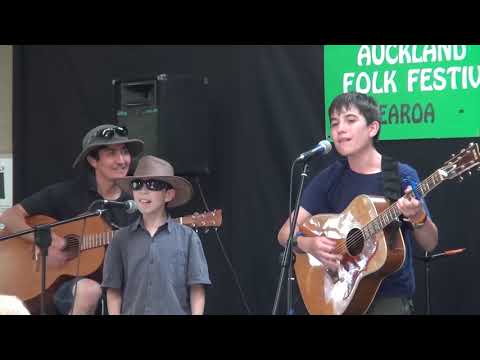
top-left (278, 92), bottom-right (438, 315)
top-left (0, 124), bottom-right (144, 314)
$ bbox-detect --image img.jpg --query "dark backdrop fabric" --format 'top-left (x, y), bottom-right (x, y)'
top-left (13, 45), bottom-right (479, 314)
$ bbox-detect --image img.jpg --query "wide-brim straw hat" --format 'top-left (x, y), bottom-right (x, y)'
top-left (72, 124), bottom-right (144, 168)
top-left (115, 155), bottom-right (193, 208)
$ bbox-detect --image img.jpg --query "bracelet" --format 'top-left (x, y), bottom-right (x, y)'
top-left (292, 236), bottom-right (298, 248)
top-left (292, 232), bottom-right (304, 250)
top-left (411, 211), bottom-right (427, 229)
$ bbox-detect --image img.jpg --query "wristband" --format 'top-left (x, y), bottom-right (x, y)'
top-left (292, 232), bottom-right (304, 249)
top-left (411, 211), bottom-right (427, 229)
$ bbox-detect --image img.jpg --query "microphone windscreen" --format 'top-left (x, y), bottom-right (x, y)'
top-left (126, 200), bottom-right (138, 214)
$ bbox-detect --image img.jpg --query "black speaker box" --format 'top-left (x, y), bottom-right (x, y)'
top-left (113, 74), bottom-right (212, 176)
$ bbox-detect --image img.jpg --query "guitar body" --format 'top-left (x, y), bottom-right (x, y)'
top-left (295, 195), bottom-right (405, 315)
top-left (0, 215), bottom-right (110, 305)
top-left (0, 208), bottom-right (222, 314)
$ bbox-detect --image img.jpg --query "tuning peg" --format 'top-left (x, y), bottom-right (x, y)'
top-left (467, 171), bottom-right (472, 176)
top-left (203, 228), bottom-right (210, 234)
top-left (458, 176), bottom-right (464, 183)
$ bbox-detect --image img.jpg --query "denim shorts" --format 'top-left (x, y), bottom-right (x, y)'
top-left (53, 277), bottom-right (105, 315)
top-left (53, 277), bottom-right (83, 315)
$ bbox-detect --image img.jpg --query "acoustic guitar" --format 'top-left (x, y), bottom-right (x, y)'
top-left (0, 209), bottom-right (222, 312)
top-left (294, 143), bottom-right (479, 315)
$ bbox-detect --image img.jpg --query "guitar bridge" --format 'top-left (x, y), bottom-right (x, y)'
top-left (326, 268), bottom-right (339, 283)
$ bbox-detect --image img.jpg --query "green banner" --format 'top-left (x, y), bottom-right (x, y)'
top-left (324, 45), bottom-right (480, 140)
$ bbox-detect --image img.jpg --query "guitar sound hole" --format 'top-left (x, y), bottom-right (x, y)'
top-left (64, 234), bottom-right (80, 255)
top-left (346, 228), bottom-right (364, 256)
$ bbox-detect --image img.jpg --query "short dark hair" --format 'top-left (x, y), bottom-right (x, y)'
top-left (79, 146), bottom-right (103, 173)
top-left (86, 143), bottom-right (131, 165)
top-left (328, 92), bottom-right (382, 142)
top-left (83, 144), bottom-right (134, 174)
top-left (87, 145), bottom-right (108, 162)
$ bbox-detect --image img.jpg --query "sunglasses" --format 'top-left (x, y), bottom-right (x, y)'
top-left (96, 126), bottom-right (128, 139)
top-left (131, 179), bottom-right (172, 192)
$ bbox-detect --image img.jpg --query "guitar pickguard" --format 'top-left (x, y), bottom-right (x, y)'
top-left (305, 209), bottom-right (379, 314)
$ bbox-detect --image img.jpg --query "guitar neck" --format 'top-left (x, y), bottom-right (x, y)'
top-left (80, 217), bottom-right (179, 251)
top-left (362, 170), bottom-right (445, 239)
top-left (80, 230), bottom-right (116, 251)
top-left (79, 211), bottom-right (221, 251)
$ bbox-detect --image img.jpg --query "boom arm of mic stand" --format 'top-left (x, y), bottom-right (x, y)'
top-left (414, 248), bottom-right (466, 262)
top-left (0, 209), bottom-right (106, 243)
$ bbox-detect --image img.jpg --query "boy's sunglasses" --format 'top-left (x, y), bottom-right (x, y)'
top-left (96, 126), bottom-right (128, 139)
top-left (131, 179), bottom-right (171, 192)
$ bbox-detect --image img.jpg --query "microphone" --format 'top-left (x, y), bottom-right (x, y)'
top-left (296, 140), bottom-right (332, 162)
top-left (95, 199), bottom-right (138, 214)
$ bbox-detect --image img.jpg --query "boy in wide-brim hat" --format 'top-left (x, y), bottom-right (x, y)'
top-left (102, 156), bottom-right (211, 315)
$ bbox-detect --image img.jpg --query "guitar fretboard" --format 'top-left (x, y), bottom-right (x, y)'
top-left (77, 215), bottom-right (213, 251)
top-left (80, 230), bottom-right (116, 251)
top-left (361, 170), bottom-right (444, 239)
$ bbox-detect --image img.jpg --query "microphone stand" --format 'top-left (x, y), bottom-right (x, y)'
top-left (414, 248), bottom-right (466, 315)
top-left (272, 161), bottom-right (309, 315)
top-left (0, 210), bottom-right (105, 315)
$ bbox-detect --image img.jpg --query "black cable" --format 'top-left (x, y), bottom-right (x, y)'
top-left (289, 161), bottom-right (298, 231)
top-left (194, 177), bottom-right (252, 315)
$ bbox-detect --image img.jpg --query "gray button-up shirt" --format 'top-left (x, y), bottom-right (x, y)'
top-left (102, 216), bottom-right (211, 315)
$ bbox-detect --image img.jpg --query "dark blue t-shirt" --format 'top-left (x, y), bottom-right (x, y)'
top-left (301, 159), bottom-right (432, 298)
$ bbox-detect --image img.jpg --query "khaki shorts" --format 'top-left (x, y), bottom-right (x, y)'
top-left (366, 297), bottom-right (414, 315)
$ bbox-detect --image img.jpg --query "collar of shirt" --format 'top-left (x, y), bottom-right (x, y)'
top-left (129, 215), bottom-right (174, 235)
top-left (86, 171), bottom-right (99, 194)
top-left (85, 171), bottom-right (130, 201)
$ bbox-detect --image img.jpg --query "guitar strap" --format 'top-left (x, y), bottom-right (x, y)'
top-left (326, 156), bottom-right (402, 206)
top-left (381, 155), bottom-right (403, 247)
top-left (381, 155), bottom-right (401, 203)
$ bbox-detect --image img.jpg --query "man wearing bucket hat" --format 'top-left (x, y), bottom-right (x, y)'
top-left (0, 124), bottom-right (144, 315)
top-left (102, 156), bottom-right (211, 315)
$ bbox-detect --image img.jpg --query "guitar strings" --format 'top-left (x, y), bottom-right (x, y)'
top-left (63, 209), bottom-right (212, 253)
top-left (334, 171), bottom-right (438, 254)
top-left (331, 172), bottom-right (438, 255)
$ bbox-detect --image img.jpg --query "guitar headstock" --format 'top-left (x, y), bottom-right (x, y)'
top-left (441, 142), bottom-right (480, 181)
top-left (180, 209), bottom-right (223, 229)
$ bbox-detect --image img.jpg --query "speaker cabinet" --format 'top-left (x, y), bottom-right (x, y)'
top-left (113, 74), bottom-right (212, 176)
